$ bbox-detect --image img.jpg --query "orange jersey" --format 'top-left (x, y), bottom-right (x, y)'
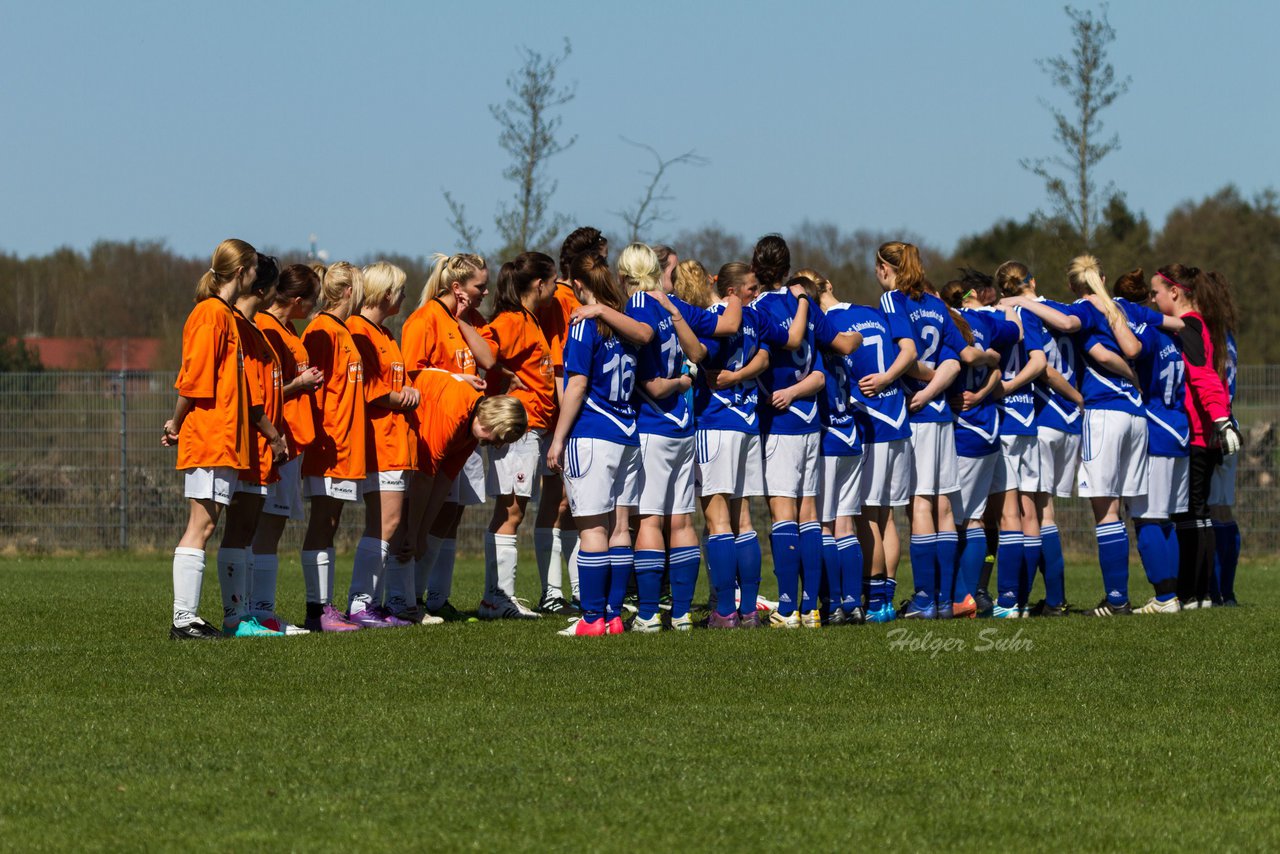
top-left (481, 309), bottom-right (555, 430)
top-left (301, 312), bottom-right (367, 480)
top-left (173, 297), bottom-right (250, 471)
top-left (256, 309), bottom-right (315, 456)
top-left (348, 314), bottom-right (418, 472)
top-left (233, 309), bottom-right (283, 486)
top-left (535, 282), bottom-right (582, 373)
top-left (412, 369), bottom-right (480, 479)
top-left (402, 298), bottom-right (487, 377)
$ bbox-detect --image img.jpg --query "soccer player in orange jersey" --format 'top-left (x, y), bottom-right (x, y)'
top-left (162, 238), bottom-right (257, 640)
top-left (251, 264), bottom-right (325, 633)
top-left (345, 261), bottom-right (426, 627)
top-left (218, 253), bottom-right (290, 637)
top-left (401, 253), bottom-right (495, 619)
top-left (299, 262), bottom-right (367, 632)
top-left (478, 252), bottom-right (559, 618)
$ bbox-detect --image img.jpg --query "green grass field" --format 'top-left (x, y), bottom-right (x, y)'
top-left (3, 553), bottom-right (1278, 851)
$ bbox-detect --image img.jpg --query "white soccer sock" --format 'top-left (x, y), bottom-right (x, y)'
top-left (426, 537), bottom-right (457, 609)
top-left (419, 534), bottom-right (444, 606)
top-left (384, 555), bottom-right (414, 611)
top-left (534, 527), bottom-right (558, 596)
top-left (172, 547), bottom-right (205, 626)
top-left (301, 549), bottom-right (323, 604)
top-left (324, 547), bottom-right (336, 605)
top-left (494, 533), bottom-right (519, 599)
top-left (349, 537), bottom-right (387, 614)
top-left (250, 552), bottom-right (279, 618)
top-left (216, 547), bottom-right (249, 621)
top-left (566, 536), bottom-right (581, 599)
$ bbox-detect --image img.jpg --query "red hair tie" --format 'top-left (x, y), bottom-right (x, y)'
top-left (1156, 271), bottom-right (1192, 292)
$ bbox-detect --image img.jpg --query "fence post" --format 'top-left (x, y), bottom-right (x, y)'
top-left (119, 370), bottom-right (128, 550)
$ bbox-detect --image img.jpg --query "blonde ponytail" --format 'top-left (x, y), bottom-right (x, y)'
top-left (195, 238), bottom-right (256, 302)
top-left (420, 252), bottom-right (487, 308)
top-left (321, 261), bottom-right (364, 312)
top-left (617, 243), bottom-right (662, 293)
top-left (1067, 255), bottom-right (1121, 326)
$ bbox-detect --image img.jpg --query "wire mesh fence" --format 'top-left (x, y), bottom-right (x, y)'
top-left (0, 369), bottom-right (1275, 556)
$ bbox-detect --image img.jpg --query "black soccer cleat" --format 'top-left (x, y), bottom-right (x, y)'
top-left (1084, 598), bottom-right (1133, 617)
top-left (1029, 599), bottom-right (1071, 618)
top-left (536, 594), bottom-right (576, 615)
top-left (169, 619), bottom-right (222, 640)
top-left (844, 606), bottom-right (867, 625)
top-left (974, 588), bottom-right (995, 618)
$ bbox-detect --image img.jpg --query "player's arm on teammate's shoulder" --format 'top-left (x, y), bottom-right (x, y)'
top-left (711, 293), bottom-right (742, 337)
top-left (1005, 295), bottom-right (1081, 334)
top-left (570, 303), bottom-right (654, 346)
top-left (653, 291), bottom-right (709, 363)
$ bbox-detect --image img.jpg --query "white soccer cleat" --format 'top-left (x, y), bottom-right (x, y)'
top-left (630, 614), bottom-right (662, 634)
top-left (669, 613), bottom-right (692, 631)
top-left (1135, 596), bottom-right (1181, 615)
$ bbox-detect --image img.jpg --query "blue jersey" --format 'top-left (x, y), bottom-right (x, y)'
top-left (953, 308), bottom-right (1019, 457)
top-left (839, 305), bottom-right (911, 445)
top-left (818, 303), bottom-right (864, 457)
top-left (752, 290), bottom-right (841, 436)
top-left (997, 307), bottom-right (1046, 437)
top-left (563, 317), bottom-right (639, 446)
top-left (627, 292), bottom-right (719, 438)
top-left (879, 289), bottom-right (968, 425)
top-left (1063, 299), bottom-right (1143, 416)
top-left (693, 303), bottom-right (784, 434)
top-left (1119, 299), bottom-right (1188, 458)
top-left (1032, 297), bottom-right (1083, 436)
top-left (1226, 332), bottom-right (1238, 402)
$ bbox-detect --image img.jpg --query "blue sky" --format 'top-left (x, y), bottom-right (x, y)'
top-left (2, 0), bottom-right (1276, 261)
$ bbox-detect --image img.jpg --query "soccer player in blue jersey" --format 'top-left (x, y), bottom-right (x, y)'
top-left (749, 236), bottom-right (860, 628)
top-left (619, 243), bottom-right (741, 632)
top-left (876, 242), bottom-right (987, 620)
top-left (1207, 274), bottom-right (1241, 606)
top-left (1011, 255), bottom-right (1146, 616)
top-left (990, 262), bottom-right (1051, 618)
top-left (546, 253), bottom-right (655, 636)
top-left (694, 262), bottom-right (807, 628)
top-left (940, 280), bottom-right (1021, 618)
top-left (1113, 268), bottom-right (1191, 613)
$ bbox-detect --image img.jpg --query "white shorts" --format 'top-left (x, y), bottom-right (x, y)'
top-left (263, 456), bottom-right (304, 520)
top-left (235, 481), bottom-right (268, 496)
top-left (696, 430), bottom-right (764, 498)
top-left (1209, 452), bottom-right (1237, 506)
top-left (488, 429), bottom-right (545, 499)
top-left (361, 469), bottom-right (409, 495)
top-left (1037, 428), bottom-right (1080, 498)
top-left (1128, 455), bottom-right (1190, 520)
top-left (762, 432), bottom-right (821, 499)
top-left (860, 439), bottom-right (913, 508)
top-left (184, 466), bottom-right (237, 506)
top-left (447, 449), bottom-right (486, 506)
top-left (304, 475), bottom-right (361, 502)
top-left (820, 454), bottom-right (863, 522)
top-left (998, 434), bottom-right (1041, 494)
top-left (954, 453), bottom-right (1001, 522)
top-left (909, 421), bottom-right (959, 496)
top-left (1078, 409), bottom-right (1149, 499)
top-left (563, 438), bottom-right (642, 517)
top-left (638, 433), bottom-right (696, 516)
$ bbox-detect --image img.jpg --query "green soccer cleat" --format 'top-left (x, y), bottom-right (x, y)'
top-left (223, 617), bottom-right (285, 638)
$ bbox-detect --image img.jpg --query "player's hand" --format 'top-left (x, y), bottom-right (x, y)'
top-left (399, 386), bottom-right (421, 410)
top-left (269, 434), bottom-right (288, 465)
top-left (960, 390), bottom-right (979, 410)
top-left (507, 372), bottom-right (530, 392)
top-left (652, 290), bottom-right (676, 313)
top-left (708, 369), bottom-right (735, 390)
top-left (771, 387), bottom-right (797, 410)
top-left (569, 304), bottom-right (605, 325)
top-left (455, 373), bottom-right (486, 392)
top-left (546, 438), bottom-right (565, 474)
top-left (1216, 418), bottom-right (1243, 456)
top-left (677, 375), bottom-right (693, 393)
top-left (161, 420), bottom-right (179, 447)
top-left (858, 373), bottom-right (888, 396)
top-left (453, 290), bottom-right (472, 318)
top-left (298, 366), bottom-right (324, 390)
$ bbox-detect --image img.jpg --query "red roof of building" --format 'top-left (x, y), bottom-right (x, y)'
top-left (15, 337), bottom-right (164, 371)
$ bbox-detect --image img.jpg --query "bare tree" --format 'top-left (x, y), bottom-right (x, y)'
top-left (1021, 4), bottom-right (1130, 248)
top-left (614, 138), bottom-right (708, 243)
top-left (443, 191), bottom-right (483, 254)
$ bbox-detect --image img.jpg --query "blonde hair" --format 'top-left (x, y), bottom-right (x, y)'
top-left (617, 243), bottom-right (663, 293)
top-left (673, 259), bottom-right (714, 308)
top-left (1067, 254), bottom-right (1121, 325)
top-left (321, 261), bottom-right (364, 312)
top-left (360, 261), bottom-right (407, 309)
top-left (794, 267), bottom-right (832, 298)
top-left (309, 261), bottom-right (328, 281)
top-left (475, 395), bottom-right (528, 445)
top-left (994, 260), bottom-right (1033, 297)
top-left (196, 238), bottom-right (257, 302)
top-left (420, 252), bottom-right (486, 308)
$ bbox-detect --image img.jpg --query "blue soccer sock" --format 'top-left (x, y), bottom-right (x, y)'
top-left (576, 550), bottom-right (610, 623)
top-left (1020, 535), bottom-right (1042, 608)
top-left (798, 521), bottom-right (824, 612)
top-left (633, 549), bottom-right (665, 620)
top-left (886, 576), bottom-right (897, 606)
top-left (957, 528), bottom-right (986, 601)
top-left (837, 535), bottom-right (862, 611)
top-left (606, 547), bottom-right (634, 619)
top-left (1040, 524), bottom-right (1066, 607)
top-left (705, 534), bottom-right (738, 617)
top-left (1214, 520), bottom-right (1241, 600)
top-left (770, 521), bottom-right (800, 616)
top-left (868, 574), bottom-right (888, 611)
top-left (996, 531), bottom-right (1023, 608)
top-left (935, 530), bottom-right (958, 606)
top-left (1096, 522), bottom-right (1130, 606)
top-left (1162, 522), bottom-right (1181, 601)
top-left (908, 533), bottom-right (937, 606)
top-left (1135, 521), bottom-right (1175, 598)
top-left (821, 533), bottom-right (841, 611)
top-left (736, 531), bottom-right (763, 616)
top-left (668, 545), bottom-right (700, 619)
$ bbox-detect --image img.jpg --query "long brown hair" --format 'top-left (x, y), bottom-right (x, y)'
top-left (570, 252), bottom-right (626, 339)
top-left (196, 238), bottom-right (257, 302)
top-left (938, 280), bottom-right (975, 345)
top-left (1159, 263), bottom-right (1233, 380)
top-left (878, 241), bottom-right (927, 301)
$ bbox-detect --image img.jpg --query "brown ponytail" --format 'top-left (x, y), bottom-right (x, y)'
top-left (878, 241), bottom-right (926, 301)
